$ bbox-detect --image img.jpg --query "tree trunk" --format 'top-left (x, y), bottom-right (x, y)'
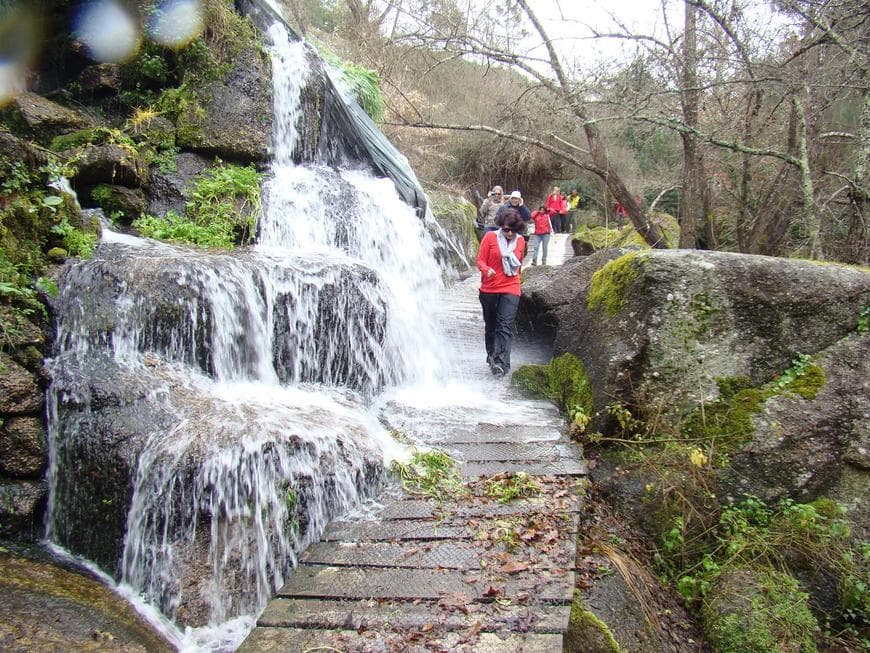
top-left (846, 82), bottom-right (869, 264)
top-left (679, 0), bottom-right (702, 248)
top-left (792, 95), bottom-right (822, 259)
top-left (736, 89), bottom-right (763, 252)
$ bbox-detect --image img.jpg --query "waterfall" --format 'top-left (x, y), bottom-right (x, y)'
top-left (44, 13), bottom-right (445, 650)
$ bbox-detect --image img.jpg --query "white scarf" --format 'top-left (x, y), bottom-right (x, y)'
top-left (496, 229), bottom-right (522, 276)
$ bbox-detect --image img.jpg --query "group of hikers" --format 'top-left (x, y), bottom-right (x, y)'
top-left (474, 183), bottom-right (581, 377)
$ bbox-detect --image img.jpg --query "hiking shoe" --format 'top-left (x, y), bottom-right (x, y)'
top-left (491, 364), bottom-right (505, 377)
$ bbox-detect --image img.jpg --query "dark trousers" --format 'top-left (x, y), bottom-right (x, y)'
top-left (479, 291), bottom-right (520, 371)
top-left (551, 214), bottom-right (563, 233)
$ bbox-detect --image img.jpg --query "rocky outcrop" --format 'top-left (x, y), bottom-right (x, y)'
top-left (0, 303), bottom-right (50, 540)
top-left (145, 151), bottom-right (212, 219)
top-left (523, 248), bottom-right (870, 650)
top-left (177, 45), bottom-right (273, 161)
top-left (2, 92), bottom-right (93, 141)
top-left (523, 250), bottom-right (870, 431)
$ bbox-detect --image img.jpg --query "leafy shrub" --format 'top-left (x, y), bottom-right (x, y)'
top-left (133, 161), bottom-right (262, 249)
top-left (51, 217), bottom-right (98, 258)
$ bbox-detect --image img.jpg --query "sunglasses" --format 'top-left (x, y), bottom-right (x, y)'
top-left (502, 227), bottom-right (516, 234)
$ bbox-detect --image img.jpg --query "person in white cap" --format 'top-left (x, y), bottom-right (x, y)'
top-left (496, 190), bottom-right (531, 228)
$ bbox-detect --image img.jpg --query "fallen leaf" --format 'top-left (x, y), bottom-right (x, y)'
top-left (498, 560), bottom-right (530, 574)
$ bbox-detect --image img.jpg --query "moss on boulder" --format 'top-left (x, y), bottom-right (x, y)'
top-left (702, 566), bottom-right (819, 653)
top-left (512, 353), bottom-right (594, 426)
top-left (586, 251), bottom-right (646, 317)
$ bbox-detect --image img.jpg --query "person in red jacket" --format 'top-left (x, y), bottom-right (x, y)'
top-left (545, 186), bottom-right (563, 233)
top-left (526, 205), bottom-right (552, 266)
top-left (477, 209), bottom-right (527, 377)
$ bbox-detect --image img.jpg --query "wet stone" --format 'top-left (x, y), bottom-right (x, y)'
top-left (237, 627), bottom-right (564, 653)
top-left (258, 598), bottom-right (571, 633)
top-left (277, 566), bottom-right (575, 603)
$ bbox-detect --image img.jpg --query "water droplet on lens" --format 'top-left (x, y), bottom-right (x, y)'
top-left (73, 0), bottom-right (140, 63)
top-left (149, 0), bottom-right (204, 49)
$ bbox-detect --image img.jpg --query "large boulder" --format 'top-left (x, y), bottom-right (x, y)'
top-left (522, 250), bottom-right (870, 431)
top-left (68, 143), bottom-right (149, 189)
top-left (719, 331), bottom-right (870, 513)
top-left (177, 45), bottom-right (273, 161)
top-left (145, 151), bottom-right (213, 218)
top-left (1, 92), bottom-right (93, 141)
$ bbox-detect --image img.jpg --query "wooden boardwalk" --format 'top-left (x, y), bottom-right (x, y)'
top-left (239, 244), bottom-right (585, 653)
top-left (238, 427), bottom-right (585, 652)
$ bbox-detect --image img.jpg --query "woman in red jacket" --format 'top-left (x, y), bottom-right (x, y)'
top-left (545, 186), bottom-right (563, 233)
top-left (477, 209), bottom-right (527, 377)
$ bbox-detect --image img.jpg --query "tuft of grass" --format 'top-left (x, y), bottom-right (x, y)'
top-left (483, 472), bottom-right (540, 504)
top-left (391, 450), bottom-right (465, 502)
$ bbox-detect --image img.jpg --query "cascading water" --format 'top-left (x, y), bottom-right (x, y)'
top-left (44, 11), bottom-right (445, 651)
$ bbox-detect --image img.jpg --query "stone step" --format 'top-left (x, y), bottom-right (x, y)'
top-left (320, 512), bottom-right (580, 542)
top-left (460, 459), bottom-right (587, 477)
top-left (237, 627), bottom-right (564, 653)
top-left (277, 565), bottom-right (575, 603)
top-left (257, 597), bottom-right (571, 633)
top-left (320, 519), bottom-right (468, 542)
top-left (299, 539), bottom-right (573, 570)
top-left (378, 495), bottom-right (582, 521)
top-left (419, 423), bottom-right (563, 444)
top-left (447, 441), bottom-right (583, 462)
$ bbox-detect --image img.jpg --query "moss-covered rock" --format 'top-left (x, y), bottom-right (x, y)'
top-left (566, 593), bottom-right (625, 653)
top-left (702, 566), bottom-right (819, 653)
top-left (572, 225), bottom-right (622, 255)
top-left (427, 191), bottom-right (478, 271)
top-left (571, 213), bottom-right (679, 256)
top-left (512, 352), bottom-right (594, 422)
top-left (1, 92), bottom-right (93, 143)
top-left (88, 184), bottom-right (147, 222)
top-left (586, 251), bottom-right (646, 317)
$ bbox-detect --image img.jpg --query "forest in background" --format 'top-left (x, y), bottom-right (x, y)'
top-left (275, 0), bottom-right (869, 263)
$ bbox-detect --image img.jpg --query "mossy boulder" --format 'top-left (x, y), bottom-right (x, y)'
top-left (717, 332), bottom-right (870, 512)
top-left (566, 550), bottom-right (699, 653)
top-left (522, 249), bottom-right (870, 433)
top-left (702, 567), bottom-right (819, 653)
top-left (176, 44), bottom-right (273, 161)
top-left (88, 184), bottom-right (147, 222)
top-left (512, 352), bottom-right (593, 424)
top-left (67, 143), bottom-right (149, 189)
top-left (1, 92), bottom-right (93, 143)
top-left (427, 191), bottom-right (478, 271)
top-left (571, 212), bottom-right (679, 256)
